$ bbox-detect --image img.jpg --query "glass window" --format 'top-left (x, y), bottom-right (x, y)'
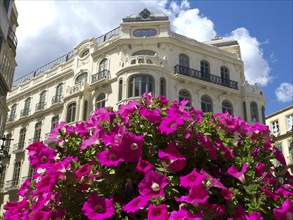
top-left (99, 58), bottom-right (108, 72)
top-left (286, 114), bottom-right (293, 132)
top-left (128, 75), bottom-right (154, 98)
top-left (13, 161), bottom-right (21, 186)
top-left (221, 66), bottom-right (230, 86)
top-left (34, 122), bottom-right (42, 142)
top-left (261, 106), bottom-right (266, 124)
top-left (222, 100), bottom-right (233, 115)
top-left (80, 49), bottom-right (89, 58)
top-left (19, 128), bottom-right (26, 149)
top-left (37, 91), bottom-right (46, 110)
top-left (96, 93), bottom-right (106, 109)
top-left (179, 54), bottom-right (189, 68)
top-left (24, 97), bottom-right (31, 110)
top-left (9, 104), bottom-right (16, 121)
top-left (271, 120), bottom-right (279, 134)
top-left (160, 77), bottom-right (166, 97)
top-left (200, 60), bottom-right (210, 78)
top-left (133, 29), bottom-right (157, 37)
top-left (83, 100), bottom-right (88, 121)
top-left (56, 83), bottom-right (63, 96)
top-left (75, 72), bottom-right (88, 84)
top-left (0, 166), bottom-right (6, 189)
top-left (201, 95), bottom-right (213, 113)
top-left (66, 103), bottom-right (76, 123)
top-left (179, 89), bottom-right (191, 107)
top-left (132, 50), bottom-right (156, 56)
top-left (250, 101), bottom-right (259, 122)
top-left (51, 116), bottom-right (59, 131)
top-left (118, 79), bottom-right (123, 101)
top-left (4, 133), bottom-right (12, 152)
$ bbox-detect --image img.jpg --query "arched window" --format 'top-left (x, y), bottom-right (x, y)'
top-left (200, 60), bottom-right (210, 79)
top-left (201, 95), bottom-right (213, 113)
top-left (19, 127), bottom-right (26, 149)
top-left (53, 83), bottom-right (63, 104)
top-left (34, 122), bottom-right (42, 142)
top-left (222, 100), bottom-right (233, 115)
top-left (118, 79), bottom-right (123, 101)
top-left (96, 93), bottom-right (106, 109)
top-left (179, 54), bottom-right (189, 68)
top-left (9, 104), bottom-right (17, 121)
top-left (37, 91), bottom-right (46, 110)
top-left (99, 58), bottom-right (108, 72)
top-left (21, 98), bottom-right (31, 116)
top-left (75, 72), bottom-right (88, 84)
top-left (160, 77), bottom-right (166, 97)
top-left (128, 75), bottom-right (154, 98)
top-left (132, 50), bottom-right (156, 56)
top-left (250, 101), bottom-right (259, 122)
top-left (221, 66), bottom-right (230, 86)
top-left (179, 89), bottom-right (192, 107)
top-left (66, 103), bottom-right (76, 123)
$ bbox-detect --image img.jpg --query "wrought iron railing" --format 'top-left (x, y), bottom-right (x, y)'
top-left (174, 65), bottom-right (238, 90)
top-left (92, 69), bottom-right (110, 84)
top-left (7, 114), bottom-right (16, 122)
top-left (52, 95), bottom-right (63, 104)
top-left (20, 108), bottom-right (30, 117)
top-left (96, 27), bottom-right (120, 44)
top-left (35, 102), bottom-right (46, 111)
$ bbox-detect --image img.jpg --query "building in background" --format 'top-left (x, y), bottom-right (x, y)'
top-left (0, 0), bottom-right (18, 136)
top-left (0, 9), bottom-right (266, 212)
top-left (266, 105), bottom-right (293, 172)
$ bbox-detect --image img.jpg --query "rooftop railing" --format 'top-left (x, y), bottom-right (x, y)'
top-left (12, 27), bottom-right (120, 89)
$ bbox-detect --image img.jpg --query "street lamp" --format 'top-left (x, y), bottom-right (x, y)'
top-left (0, 137), bottom-right (12, 173)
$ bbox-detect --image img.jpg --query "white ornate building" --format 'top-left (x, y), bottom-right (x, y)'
top-left (0, 9), bottom-right (266, 212)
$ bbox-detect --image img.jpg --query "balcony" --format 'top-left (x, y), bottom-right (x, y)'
top-left (5, 179), bottom-right (20, 191)
top-left (7, 114), bottom-right (16, 122)
top-left (52, 95), bottom-right (63, 105)
top-left (174, 65), bottom-right (238, 90)
top-left (7, 28), bottom-right (18, 50)
top-left (28, 137), bottom-right (40, 144)
top-left (91, 70), bottom-right (110, 84)
top-left (35, 102), bottom-right (46, 111)
top-left (20, 108), bottom-right (30, 117)
top-left (66, 83), bottom-right (89, 97)
top-left (12, 143), bottom-right (25, 154)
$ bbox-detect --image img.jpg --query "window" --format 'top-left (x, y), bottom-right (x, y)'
top-left (179, 89), bottom-right (191, 107)
top-left (53, 83), bottom-right (63, 104)
top-left (271, 120), bottom-right (279, 134)
top-left (12, 161), bottom-right (21, 186)
top-left (128, 75), bottom-right (154, 98)
top-left (132, 50), bottom-right (156, 56)
top-left (21, 98), bottom-right (31, 116)
top-left (99, 58), bottom-right (108, 72)
top-left (83, 100), bottom-right (88, 121)
top-left (34, 122), bottom-right (42, 142)
top-left (19, 128), bottom-right (26, 149)
top-left (160, 77), bottom-right (166, 97)
top-left (179, 54), bottom-right (189, 68)
top-left (133, 29), bottom-right (157, 37)
top-left (118, 79), bottom-right (123, 101)
top-left (80, 49), bottom-right (89, 58)
top-left (66, 103), bottom-right (76, 123)
top-left (200, 60), bottom-right (210, 79)
top-left (4, 133), bottom-right (12, 152)
top-left (261, 106), bottom-right (266, 124)
top-left (201, 95), bottom-right (213, 113)
top-left (250, 101), bottom-right (259, 122)
top-left (75, 72), bottom-right (88, 84)
top-left (243, 102), bottom-right (247, 121)
top-left (8, 104), bottom-right (16, 121)
top-left (221, 66), bottom-right (230, 86)
top-left (51, 116), bottom-right (59, 131)
top-left (286, 115), bottom-right (293, 132)
top-left (0, 166), bottom-right (6, 189)
top-left (222, 100), bottom-right (233, 115)
top-left (96, 93), bottom-right (106, 109)
top-left (37, 91), bottom-right (46, 110)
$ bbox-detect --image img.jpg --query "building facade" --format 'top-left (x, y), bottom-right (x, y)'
top-left (0, 9), bottom-right (266, 212)
top-left (266, 105), bottom-right (293, 172)
top-left (0, 0), bottom-right (18, 136)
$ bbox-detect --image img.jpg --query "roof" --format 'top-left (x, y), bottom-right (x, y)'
top-left (204, 36), bottom-right (239, 47)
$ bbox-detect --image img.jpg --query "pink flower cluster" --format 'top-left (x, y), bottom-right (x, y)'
top-left (4, 93), bottom-right (293, 219)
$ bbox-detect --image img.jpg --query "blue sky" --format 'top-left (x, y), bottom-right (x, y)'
top-left (14, 0), bottom-right (292, 116)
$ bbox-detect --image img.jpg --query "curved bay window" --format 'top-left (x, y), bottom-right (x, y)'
top-left (250, 101), bottom-right (259, 122)
top-left (66, 103), bottom-right (76, 123)
top-left (221, 66), bottom-right (230, 86)
top-left (201, 95), bottom-right (213, 113)
top-left (222, 100), bottom-right (233, 115)
top-left (179, 89), bottom-right (192, 107)
top-left (96, 93), bottom-right (106, 109)
top-left (128, 75), bottom-right (154, 98)
top-left (200, 60), bottom-right (210, 79)
top-left (179, 54), bottom-right (189, 68)
top-left (75, 72), bottom-right (88, 84)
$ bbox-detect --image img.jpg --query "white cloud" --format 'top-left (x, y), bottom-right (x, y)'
top-left (275, 83), bottom-right (293, 103)
top-left (230, 28), bottom-right (272, 86)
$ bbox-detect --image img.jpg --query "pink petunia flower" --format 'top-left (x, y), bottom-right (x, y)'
top-left (75, 164), bottom-right (91, 180)
top-left (82, 193), bottom-right (115, 220)
top-left (246, 211), bottom-right (263, 220)
top-left (228, 205), bottom-right (248, 220)
top-left (30, 210), bottom-right (52, 220)
top-left (255, 162), bottom-right (265, 177)
top-left (139, 105), bottom-right (162, 124)
top-left (119, 132), bottom-right (144, 163)
top-left (158, 114), bottom-right (185, 135)
top-left (180, 168), bottom-right (206, 188)
top-left (135, 157), bottom-right (155, 174)
top-left (200, 169), bottom-right (225, 189)
top-left (147, 204), bottom-right (168, 220)
top-left (123, 195), bottom-right (149, 213)
top-left (138, 171), bottom-right (169, 198)
top-left (273, 199), bottom-right (293, 220)
top-left (221, 188), bottom-right (233, 200)
top-left (97, 149), bottom-right (124, 167)
top-left (175, 183), bottom-right (209, 204)
top-left (27, 142), bottom-right (56, 169)
top-left (158, 143), bottom-right (187, 172)
top-left (227, 163), bottom-right (248, 183)
top-left (169, 207), bottom-right (203, 219)
top-left (17, 178), bottom-right (31, 197)
top-left (47, 121), bottom-right (67, 140)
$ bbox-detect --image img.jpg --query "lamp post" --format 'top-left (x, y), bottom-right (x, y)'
top-left (0, 137), bottom-right (12, 173)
